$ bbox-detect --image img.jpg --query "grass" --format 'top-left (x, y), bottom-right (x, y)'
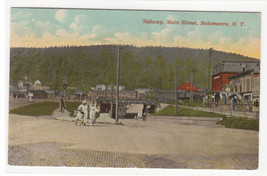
top-left (154, 105), bottom-right (223, 117)
top-left (182, 100), bottom-right (203, 107)
top-left (217, 117), bottom-right (259, 131)
top-left (167, 100), bottom-right (203, 107)
top-left (9, 101), bottom-right (59, 116)
top-left (65, 101), bottom-right (83, 116)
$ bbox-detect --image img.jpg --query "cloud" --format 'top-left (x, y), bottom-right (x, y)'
top-left (69, 23), bottom-right (78, 31)
top-left (10, 23), bottom-right (260, 59)
top-left (55, 10), bottom-right (66, 23)
top-left (35, 21), bottom-right (53, 29)
top-left (11, 11), bottom-right (32, 20)
top-left (74, 16), bottom-right (81, 23)
top-left (11, 20), bottom-right (31, 37)
top-left (69, 15), bottom-right (90, 32)
top-left (10, 29), bottom-right (99, 47)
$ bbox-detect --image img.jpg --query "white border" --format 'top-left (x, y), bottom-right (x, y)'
top-left (2, 0), bottom-right (267, 176)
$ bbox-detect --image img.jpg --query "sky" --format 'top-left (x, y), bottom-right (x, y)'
top-left (10, 8), bottom-right (261, 59)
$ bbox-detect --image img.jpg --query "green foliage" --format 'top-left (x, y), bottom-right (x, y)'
top-left (10, 46), bottom-right (257, 90)
top-left (217, 117), bottom-right (259, 131)
top-left (145, 91), bottom-right (155, 100)
top-left (154, 105), bottom-right (223, 117)
top-left (167, 100), bottom-right (203, 107)
top-left (65, 101), bottom-right (82, 117)
top-left (181, 100), bottom-right (203, 107)
top-left (9, 101), bottom-right (59, 116)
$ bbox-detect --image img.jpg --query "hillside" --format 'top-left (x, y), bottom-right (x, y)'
top-left (9, 45), bottom-right (258, 91)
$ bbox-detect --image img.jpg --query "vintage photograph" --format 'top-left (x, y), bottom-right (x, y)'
top-left (8, 8), bottom-right (260, 169)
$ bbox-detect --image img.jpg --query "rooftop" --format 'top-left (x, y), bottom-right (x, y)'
top-left (228, 69), bottom-right (260, 79)
top-left (213, 61), bottom-right (260, 75)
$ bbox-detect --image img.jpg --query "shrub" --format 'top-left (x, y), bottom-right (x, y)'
top-left (65, 101), bottom-right (82, 116)
top-left (217, 117), bottom-right (259, 131)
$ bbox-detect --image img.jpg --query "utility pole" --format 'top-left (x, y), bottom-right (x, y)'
top-left (190, 68), bottom-right (198, 102)
top-left (208, 47), bottom-right (213, 91)
top-left (55, 70), bottom-right (58, 98)
top-left (26, 71), bottom-right (30, 95)
top-left (115, 46), bottom-right (121, 123)
top-left (190, 70), bottom-right (193, 102)
top-left (110, 84), bottom-right (113, 118)
top-left (175, 65), bottom-right (178, 114)
top-left (169, 68), bottom-right (173, 90)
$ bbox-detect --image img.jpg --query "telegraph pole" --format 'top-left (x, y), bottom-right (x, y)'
top-left (190, 68), bottom-right (198, 102)
top-left (175, 65), bottom-right (178, 114)
top-left (115, 46), bottom-right (121, 123)
top-left (208, 48), bottom-right (213, 91)
top-left (55, 70), bottom-right (58, 98)
top-left (26, 71), bottom-right (30, 95)
top-left (110, 84), bottom-right (113, 118)
top-left (169, 68), bottom-right (173, 90)
top-left (190, 70), bottom-right (193, 102)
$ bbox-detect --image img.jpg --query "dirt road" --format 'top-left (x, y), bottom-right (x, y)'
top-left (8, 113), bottom-right (258, 169)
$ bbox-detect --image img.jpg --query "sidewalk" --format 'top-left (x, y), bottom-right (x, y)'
top-left (178, 105), bottom-right (259, 119)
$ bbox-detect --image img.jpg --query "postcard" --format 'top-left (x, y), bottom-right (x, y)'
top-left (5, 1), bottom-right (265, 175)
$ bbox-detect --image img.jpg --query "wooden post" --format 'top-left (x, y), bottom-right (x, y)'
top-left (115, 46), bottom-right (121, 123)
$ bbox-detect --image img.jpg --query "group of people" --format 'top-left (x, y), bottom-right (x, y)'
top-left (75, 100), bottom-right (98, 126)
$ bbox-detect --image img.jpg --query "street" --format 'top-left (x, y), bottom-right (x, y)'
top-left (8, 112), bottom-right (258, 169)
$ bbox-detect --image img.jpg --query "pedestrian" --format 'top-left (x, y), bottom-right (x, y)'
top-left (60, 96), bottom-right (66, 112)
top-left (75, 99), bottom-right (88, 125)
top-left (89, 102), bottom-right (96, 126)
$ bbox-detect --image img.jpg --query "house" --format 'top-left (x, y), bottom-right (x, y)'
top-left (209, 61), bottom-right (260, 110)
top-left (212, 61), bottom-right (260, 92)
top-left (177, 81), bottom-right (200, 92)
top-left (18, 81), bottom-right (24, 88)
top-left (135, 88), bottom-right (151, 99)
top-left (106, 85), bottom-right (126, 91)
top-left (34, 80), bottom-right (42, 89)
top-left (95, 84), bottom-right (106, 90)
top-left (227, 69), bottom-right (260, 112)
top-left (74, 91), bottom-right (88, 100)
top-left (28, 90), bottom-right (48, 99)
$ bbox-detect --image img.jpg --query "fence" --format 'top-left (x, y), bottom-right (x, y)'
top-left (179, 102), bottom-right (259, 119)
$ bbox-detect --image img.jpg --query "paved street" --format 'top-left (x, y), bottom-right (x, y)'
top-left (8, 112), bottom-right (258, 169)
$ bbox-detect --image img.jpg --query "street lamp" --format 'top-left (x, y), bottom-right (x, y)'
top-left (62, 74), bottom-right (69, 100)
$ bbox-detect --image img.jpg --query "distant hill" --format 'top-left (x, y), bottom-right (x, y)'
top-left (9, 45), bottom-right (258, 91)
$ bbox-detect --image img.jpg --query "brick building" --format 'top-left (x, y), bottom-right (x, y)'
top-left (212, 61), bottom-right (260, 92)
top-left (208, 61), bottom-right (260, 111)
top-left (227, 69), bottom-right (260, 111)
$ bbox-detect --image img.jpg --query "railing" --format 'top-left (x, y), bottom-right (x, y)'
top-left (198, 102), bottom-right (259, 119)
